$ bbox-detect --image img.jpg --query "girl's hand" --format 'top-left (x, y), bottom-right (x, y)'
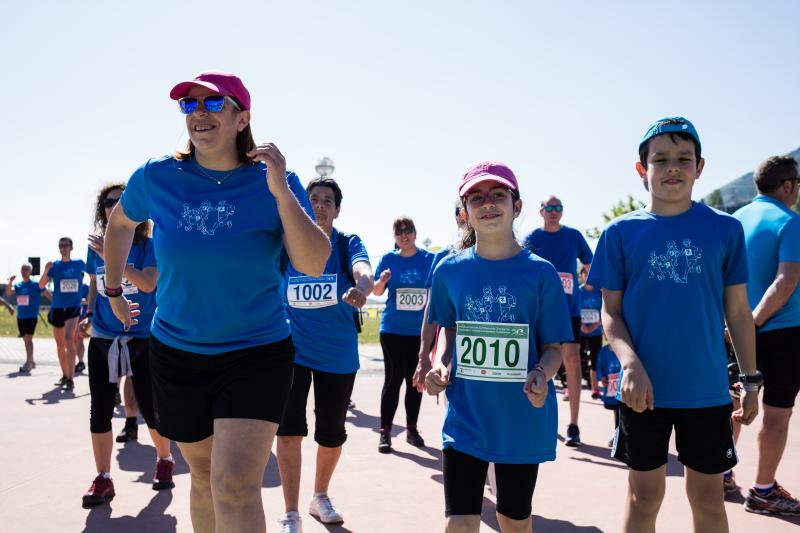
top-left (247, 143), bottom-right (289, 198)
top-left (379, 269), bottom-right (391, 284)
top-left (425, 365), bottom-right (450, 395)
top-left (109, 297), bottom-right (140, 331)
top-left (88, 233), bottom-right (105, 261)
top-left (524, 366), bottom-right (548, 407)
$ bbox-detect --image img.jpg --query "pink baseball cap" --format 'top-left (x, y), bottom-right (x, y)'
top-left (169, 71), bottom-right (251, 110)
top-left (458, 161), bottom-right (519, 197)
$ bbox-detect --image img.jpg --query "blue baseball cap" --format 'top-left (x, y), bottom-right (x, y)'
top-left (639, 116), bottom-right (701, 153)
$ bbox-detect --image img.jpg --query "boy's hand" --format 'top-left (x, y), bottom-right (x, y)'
top-left (620, 363), bottom-right (654, 412)
top-left (412, 356), bottom-right (432, 393)
top-left (733, 388), bottom-right (759, 425)
top-left (425, 364), bottom-right (450, 395)
top-left (523, 366), bottom-right (548, 408)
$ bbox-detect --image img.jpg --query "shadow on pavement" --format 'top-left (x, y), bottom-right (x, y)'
top-left (391, 448), bottom-right (442, 472)
top-left (116, 441), bottom-right (189, 484)
top-left (345, 408), bottom-right (404, 436)
top-left (83, 490), bottom-right (177, 533)
top-left (5, 370), bottom-right (31, 379)
top-left (25, 387), bottom-right (89, 405)
top-left (263, 451), bottom-right (280, 488)
top-left (533, 515), bottom-right (604, 532)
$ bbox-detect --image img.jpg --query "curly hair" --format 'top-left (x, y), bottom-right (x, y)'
top-left (94, 183), bottom-right (151, 244)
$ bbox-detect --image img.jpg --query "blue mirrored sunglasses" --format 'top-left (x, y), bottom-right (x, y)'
top-left (178, 95), bottom-right (241, 115)
top-left (542, 204), bottom-right (563, 212)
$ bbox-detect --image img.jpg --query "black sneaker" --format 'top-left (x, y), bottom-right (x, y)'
top-left (63, 378), bottom-right (75, 391)
top-left (406, 428), bottom-right (425, 448)
top-left (75, 361), bottom-right (86, 373)
top-left (116, 424), bottom-right (138, 443)
top-left (55, 376), bottom-right (67, 387)
top-left (378, 430), bottom-right (392, 454)
top-left (114, 391), bottom-right (122, 405)
top-left (565, 424), bottom-right (581, 447)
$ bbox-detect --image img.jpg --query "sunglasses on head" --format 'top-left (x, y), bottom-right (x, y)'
top-left (178, 95), bottom-right (241, 115)
top-left (542, 204), bottom-right (563, 213)
top-left (103, 197), bottom-right (120, 209)
top-left (395, 227), bottom-right (414, 236)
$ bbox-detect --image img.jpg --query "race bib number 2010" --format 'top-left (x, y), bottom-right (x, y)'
top-left (287, 275), bottom-right (338, 308)
top-left (455, 321), bottom-right (530, 382)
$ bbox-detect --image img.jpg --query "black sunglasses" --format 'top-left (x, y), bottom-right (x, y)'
top-left (395, 227), bottom-right (414, 236)
top-left (103, 197), bottom-right (120, 209)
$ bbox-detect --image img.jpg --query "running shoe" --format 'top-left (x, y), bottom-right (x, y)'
top-left (309, 494), bottom-right (344, 524)
top-left (591, 390), bottom-right (601, 400)
top-left (406, 428), bottom-right (425, 448)
top-left (723, 471), bottom-right (737, 494)
top-left (19, 362), bottom-right (32, 373)
top-left (82, 475), bottom-right (115, 508)
top-left (116, 424), bottom-right (138, 443)
top-left (348, 399), bottom-right (356, 410)
top-left (75, 361), bottom-right (86, 373)
top-left (152, 458), bottom-right (175, 490)
top-left (114, 390), bottom-right (122, 405)
top-left (607, 436), bottom-right (614, 448)
top-left (55, 376), bottom-right (67, 387)
top-left (378, 430), bottom-right (392, 454)
top-left (278, 511), bottom-right (303, 533)
top-left (745, 482), bottom-right (800, 515)
top-left (565, 424), bottom-right (582, 447)
top-left (64, 378), bottom-right (75, 391)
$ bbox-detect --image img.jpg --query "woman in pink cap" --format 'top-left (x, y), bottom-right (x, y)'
top-left (103, 71), bottom-right (330, 532)
top-left (425, 162), bottom-right (572, 532)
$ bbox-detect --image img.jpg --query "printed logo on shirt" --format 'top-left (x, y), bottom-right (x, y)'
top-left (178, 200), bottom-right (235, 236)
top-left (464, 285), bottom-right (518, 322)
top-left (399, 269), bottom-right (422, 284)
top-left (648, 239), bottom-right (703, 284)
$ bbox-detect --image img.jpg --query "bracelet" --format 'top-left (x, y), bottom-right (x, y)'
top-left (104, 286), bottom-right (123, 298)
top-left (533, 364), bottom-right (547, 380)
top-left (744, 384), bottom-right (760, 392)
top-left (85, 312), bottom-right (93, 318)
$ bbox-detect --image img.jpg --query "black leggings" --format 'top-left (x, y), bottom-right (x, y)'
top-left (89, 337), bottom-right (156, 434)
top-left (379, 332), bottom-right (422, 429)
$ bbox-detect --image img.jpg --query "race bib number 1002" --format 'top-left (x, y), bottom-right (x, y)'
top-left (455, 321), bottom-right (530, 382)
top-left (396, 288), bottom-right (427, 311)
top-left (287, 275), bottom-right (338, 308)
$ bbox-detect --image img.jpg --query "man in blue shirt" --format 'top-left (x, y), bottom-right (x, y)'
top-left (6, 263), bottom-right (49, 373)
top-left (523, 196), bottom-right (593, 446)
top-left (733, 155), bottom-right (800, 516)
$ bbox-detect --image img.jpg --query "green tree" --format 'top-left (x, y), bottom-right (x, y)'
top-left (705, 189), bottom-right (724, 211)
top-left (585, 194), bottom-right (646, 240)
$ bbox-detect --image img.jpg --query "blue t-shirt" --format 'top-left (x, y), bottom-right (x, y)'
top-left (285, 229), bottom-right (370, 374)
top-left (523, 226), bottom-right (593, 316)
top-left (426, 247), bottom-right (456, 288)
top-left (587, 202), bottom-right (748, 408)
top-left (733, 195), bottom-right (800, 332)
top-left (79, 283), bottom-right (90, 318)
top-left (13, 280), bottom-right (43, 319)
top-left (49, 259), bottom-right (87, 309)
top-left (576, 285), bottom-right (603, 337)
top-left (596, 345), bottom-right (621, 407)
top-left (429, 247), bottom-right (573, 464)
top-left (121, 155), bottom-right (314, 354)
top-left (87, 239), bottom-right (158, 339)
top-left (375, 248), bottom-right (435, 336)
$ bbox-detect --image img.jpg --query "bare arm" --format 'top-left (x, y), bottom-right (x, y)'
top-left (123, 265), bottom-right (159, 293)
top-left (372, 269), bottom-right (391, 296)
top-left (38, 262), bottom-right (53, 289)
top-left (724, 283), bottom-right (759, 425)
top-left (602, 288), bottom-right (654, 412)
top-left (5, 276), bottom-right (15, 296)
top-left (413, 290), bottom-right (437, 392)
top-left (103, 205), bottom-right (141, 329)
top-left (425, 326), bottom-right (455, 395)
top-left (524, 342), bottom-right (563, 408)
top-left (342, 261), bottom-right (374, 308)
top-left (0, 296), bottom-right (12, 314)
top-left (752, 262), bottom-right (800, 327)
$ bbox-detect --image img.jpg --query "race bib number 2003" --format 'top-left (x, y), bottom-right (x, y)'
top-left (396, 288), bottom-right (426, 311)
top-left (455, 321), bottom-right (529, 382)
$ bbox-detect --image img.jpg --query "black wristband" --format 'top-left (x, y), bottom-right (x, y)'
top-left (104, 286), bottom-right (123, 298)
top-left (86, 312), bottom-right (93, 318)
top-left (738, 370), bottom-right (763, 385)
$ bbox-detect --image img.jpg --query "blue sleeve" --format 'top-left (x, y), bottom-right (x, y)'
top-left (428, 266), bottom-right (455, 327)
top-left (577, 230), bottom-right (594, 264)
top-left (121, 163), bottom-right (150, 223)
top-left (143, 239), bottom-right (157, 269)
top-left (522, 230), bottom-right (534, 251)
top-left (286, 171), bottom-right (315, 222)
top-left (375, 254), bottom-right (388, 279)
top-left (426, 250), bottom-right (448, 288)
top-left (536, 265), bottom-right (574, 345)
top-left (587, 225), bottom-right (625, 290)
top-left (779, 216), bottom-right (800, 263)
top-left (723, 220), bottom-right (749, 286)
top-left (80, 260), bottom-right (87, 274)
top-left (596, 347), bottom-right (609, 380)
top-left (348, 235), bottom-right (370, 266)
top-left (86, 249), bottom-right (96, 274)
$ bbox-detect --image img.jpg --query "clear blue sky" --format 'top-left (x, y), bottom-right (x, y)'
top-left (2, 0), bottom-right (799, 277)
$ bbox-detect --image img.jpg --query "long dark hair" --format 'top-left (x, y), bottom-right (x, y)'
top-left (459, 189), bottom-right (520, 250)
top-left (95, 183), bottom-right (151, 244)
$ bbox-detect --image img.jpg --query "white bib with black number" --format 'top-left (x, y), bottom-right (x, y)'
top-left (16, 295), bottom-right (30, 306)
top-left (580, 308), bottom-right (600, 324)
top-left (60, 279), bottom-right (79, 293)
top-left (96, 265), bottom-right (139, 298)
top-left (396, 288), bottom-right (426, 311)
top-left (287, 275), bottom-right (338, 308)
top-left (558, 272), bottom-right (574, 295)
top-left (455, 321), bottom-right (530, 382)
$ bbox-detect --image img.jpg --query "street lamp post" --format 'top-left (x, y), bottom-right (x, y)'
top-left (315, 157), bottom-right (335, 178)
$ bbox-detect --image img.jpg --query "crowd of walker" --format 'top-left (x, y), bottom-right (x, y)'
top-left (2, 70), bottom-right (799, 533)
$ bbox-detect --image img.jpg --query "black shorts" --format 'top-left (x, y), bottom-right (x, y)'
top-left (567, 316), bottom-right (581, 344)
top-left (756, 326), bottom-right (800, 408)
top-left (613, 403), bottom-right (737, 474)
top-left (580, 335), bottom-right (602, 369)
top-left (277, 363), bottom-right (356, 448)
top-left (17, 318), bottom-right (38, 336)
top-left (48, 307), bottom-right (80, 328)
top-left (443, 447), bottom-right (539, 521)
top-left (149, 335), bottom-right (295, 443)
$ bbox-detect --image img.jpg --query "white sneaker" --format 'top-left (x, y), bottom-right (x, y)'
top-left (309, 494), bottom-right (344, 524)
top-left (278, 511), bottom-right (303, 533)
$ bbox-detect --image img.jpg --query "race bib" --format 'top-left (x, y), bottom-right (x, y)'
top-left (396, 288), bottom-right (426, 311)
top-left (96, 265), bottom-right (138, 298)
top-left (455, 321), bottom-right (530, 382)
top-left (558, 272), bottom-right (574, 295)
top-left (287, 275), bottom-right (338, 308)
top-left (606, 373), bottom-right (620, 398)
top-left (16, 295), bottom-right (30, 306)
top-left (60, 279), bottom-right (79, 293)
top-left (580, 308), bottom-right (600, 324)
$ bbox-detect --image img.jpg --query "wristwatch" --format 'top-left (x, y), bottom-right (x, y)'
top-left (738, 370), bottom-right (763, 386)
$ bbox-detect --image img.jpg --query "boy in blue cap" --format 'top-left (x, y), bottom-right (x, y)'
top-left (588, 116), bottom-right (761, 532)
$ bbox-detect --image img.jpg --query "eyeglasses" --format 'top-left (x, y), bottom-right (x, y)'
top-left (58, 243), bottom-right (71, 248)
top-left (395, 227), bottom-right (415, 236)
top-left (542, 204), bottom-right (563, 213)
top-left (103, 197), bottom-right (120, 209)
top-left (178, 95), bottom-right (241, 115)
top-left (465, 189), bottom-right (511, 207)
